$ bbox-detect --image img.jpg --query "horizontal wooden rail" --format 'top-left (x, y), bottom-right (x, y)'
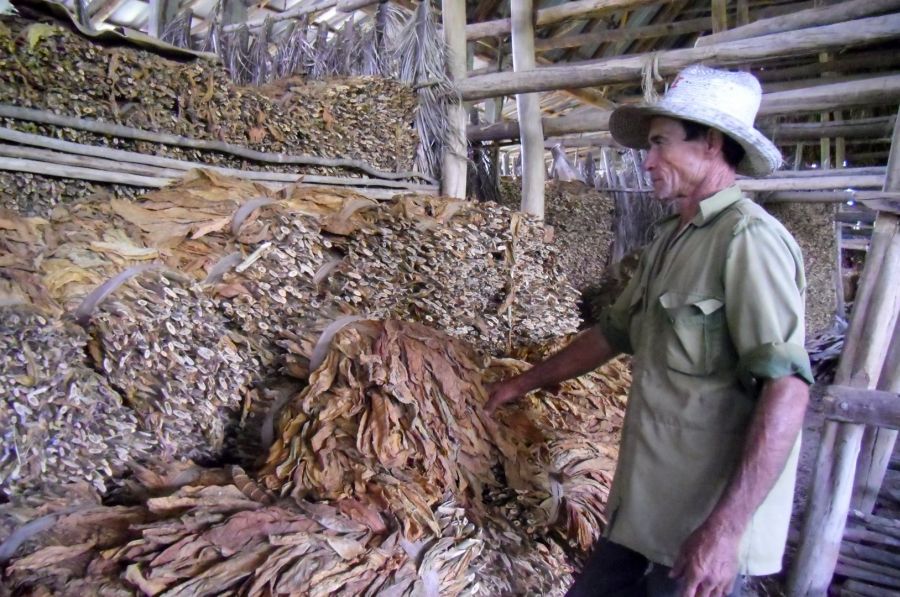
top-left (822, 385), bottom-right (900, 429)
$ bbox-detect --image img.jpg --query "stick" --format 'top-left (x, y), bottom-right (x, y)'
top-left (695, 0), bottom-right (900, 47)
top-left (458, 15), bottom-right (900, 100)
top-left (0, 156), bottom-right (170, 187)
top-left (0, 127), bottom-right (436, 191)
top-left (0, 104), bottom-right (434, 183)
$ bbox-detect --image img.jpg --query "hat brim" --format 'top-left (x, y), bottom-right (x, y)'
top-left (609, 104), bottom-right (782, 177)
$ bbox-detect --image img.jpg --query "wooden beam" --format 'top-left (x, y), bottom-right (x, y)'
top-left (758, 75), bottom-right (900, 117)
top-left (468, 111), bottom-right (611, 143)
top-left (765, 191), bottom-right (900, 204)
top-left (459, 15), bottom-right (900, 101)
top-left (695, 0), bottom-right (900, 47)
top-left (822, 385), bottom-right (900, 428)
top-left (465, 0), bottom-right (671, 41)
top-left (534, 17), bottom-right (710, 53)
top-left (511, 0), bottom-right (544, 217)
top-left (468, 77), bottom-right (900, 143)
top-left (148, 0), bottom-right (181, 38)
top-left (740, 175), bottom-right (884, 193)
top-left (843, 579), bottom-right (900, 597)
top-left (754, 50), bottom-right (900, 83)
top-left (763, 117), bottom-right (897, 143)
top-left (441, 0), bottom-right (467, 199)
top-left (90, 0), bottom-right (127, 23)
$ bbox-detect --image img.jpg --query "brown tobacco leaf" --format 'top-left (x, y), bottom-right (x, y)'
top-left (260, 320), bottom-right (628, 553)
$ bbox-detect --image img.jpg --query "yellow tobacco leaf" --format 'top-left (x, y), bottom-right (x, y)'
top-left (25, 23), bottom-right (60, 51)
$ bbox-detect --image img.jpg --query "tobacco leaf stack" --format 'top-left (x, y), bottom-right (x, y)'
top-left (763, 201), bottom-right (838, 335)
top-left (0, 305), bottom-right (158, 498)
top-left (1, 172), bottom-right (629, 593)
top-left (3, 320), bottom-right (627, 595)
top-left (0, 16), bottom-right (418, 216)
top-left (498, 179), bottom-right (616, 293)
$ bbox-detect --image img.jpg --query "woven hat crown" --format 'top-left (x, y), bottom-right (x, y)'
top-left (608, 64), bottom-right (782, 176)
top-left (662, 65), bottom-right (762, 128)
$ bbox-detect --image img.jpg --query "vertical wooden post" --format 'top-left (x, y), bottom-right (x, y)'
top-left (788, 169), bottom-right (900, 597)
top-left (711, 0), bottom-right (728, 33)
top-left (850, 107), bottom-right (900, 515)
top-left (736, 0), bottom-right (750, 26)
top-left (511, 0), bottom-right (545, 216)
top-left (819, 53), bottom-right (832, 170)
top-left (441, 0), bottom-right (468, 199)
top-left (833, 219), bottom-right (845, 319)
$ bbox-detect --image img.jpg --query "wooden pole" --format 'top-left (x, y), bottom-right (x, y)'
top-left (467, 77), bottom-right (900, 143)
top-left (511, 0), bottom-right (545, 217)
top-left (788, 112), bottom-right (900, 593)
top-left (695, 0), bottom-right (900, 47)
top-left (458, 15), bottom-right (900, 100)
top-left (764, 117), bottom-right (896, 143)
top-left (0, 104), bottom-right (432, 183)
top-left (850, 108), bottom-right (900, 515)
top-left (465, 0), bottom-right (670, 41)
top-left (738, 175), bottom-right (883, 192)
top-left (754, 50), bottom-right (900, 83)
top-left (765, 191), bottom-right (900, 204)
top-left (533, 17), bottom-right (710, 53)
top-left (441, 0), bottom-right (468, 199)
top-left (0, 143), bottom-right (438, 192)
top-left (711, 0), bottom-right (728, 34)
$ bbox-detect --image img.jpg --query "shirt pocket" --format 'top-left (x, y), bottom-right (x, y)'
top-left (659, 292), bottom-right (726, 376)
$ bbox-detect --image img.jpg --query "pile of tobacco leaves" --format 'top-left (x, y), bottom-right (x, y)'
top-left (1, 318), bottom-right (629, 595)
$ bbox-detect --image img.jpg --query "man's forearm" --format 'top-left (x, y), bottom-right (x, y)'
top-left (706, 375), bottom-right (809, 534)
top-left (510, 326), bottom-right (617, 394)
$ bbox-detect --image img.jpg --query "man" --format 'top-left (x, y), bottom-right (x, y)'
top-left (486, 65), bottom-right (813, 597)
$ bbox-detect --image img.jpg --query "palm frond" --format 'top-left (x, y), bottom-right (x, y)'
top-left (161, 10), bottom-right (193, 49)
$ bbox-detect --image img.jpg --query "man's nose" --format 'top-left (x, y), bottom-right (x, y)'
top-left (642, 150), bottom-right (656, 172)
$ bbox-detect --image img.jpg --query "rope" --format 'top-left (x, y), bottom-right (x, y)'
top-left (641, 53), bottom-right (663, 103)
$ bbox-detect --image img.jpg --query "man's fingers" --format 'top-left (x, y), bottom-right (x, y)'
top-left (679, 573), bottom-right (702, 597)
top-left (669, 555), bottom-right (686, 579)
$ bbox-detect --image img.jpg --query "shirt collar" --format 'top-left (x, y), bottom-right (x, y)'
top-left (691, 185), bottom-right (744, 228)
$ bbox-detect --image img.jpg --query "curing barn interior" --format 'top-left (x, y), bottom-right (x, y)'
top-left (1, 0), bottom-right (899, 595)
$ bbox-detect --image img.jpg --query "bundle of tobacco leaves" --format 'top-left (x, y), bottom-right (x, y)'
top-left (2, 318), bottom-right (623, 595)
top-left (1, 469), bottom-right (569, 596)
top-left (0, 16), bottom-right (418, 216)
top-left (259, 319), bottom-right (627, 554)
top-left (81, 268), bottom-right (258, 462)
top-left (764, 201), bottom-right (838, 336)
top-left (1, 200), bottom-right (262, 466)
top-left (0, 304), bottom-right (158, 499)
top-left (319, 193), bottom-right (582, 354)
top-left (497, 180), bottom-right (617, 293)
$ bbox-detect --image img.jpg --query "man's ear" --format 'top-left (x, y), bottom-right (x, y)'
top-left (705, 128), bottom-right (725, 156)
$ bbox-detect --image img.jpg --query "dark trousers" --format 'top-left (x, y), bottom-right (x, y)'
top-left (566, 539), bottom-right (744, 597)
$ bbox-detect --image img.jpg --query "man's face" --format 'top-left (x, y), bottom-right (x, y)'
top-left (643, 117), bottom-right (712, 201)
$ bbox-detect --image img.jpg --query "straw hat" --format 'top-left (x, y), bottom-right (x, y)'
top-left (609, 65), bottom-right (781, 176)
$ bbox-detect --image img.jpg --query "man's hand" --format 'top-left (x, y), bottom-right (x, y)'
top-left (483, 378), bottom-right (525, 415)
top-left (669, 519), bottom-right (741, 597)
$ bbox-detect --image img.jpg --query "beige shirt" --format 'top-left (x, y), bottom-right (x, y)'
top-left (598, 186), bottom-right (813, 575)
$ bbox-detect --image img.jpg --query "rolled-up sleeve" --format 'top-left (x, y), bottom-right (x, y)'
top-left (724, 217), bottom-right (814, 391)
